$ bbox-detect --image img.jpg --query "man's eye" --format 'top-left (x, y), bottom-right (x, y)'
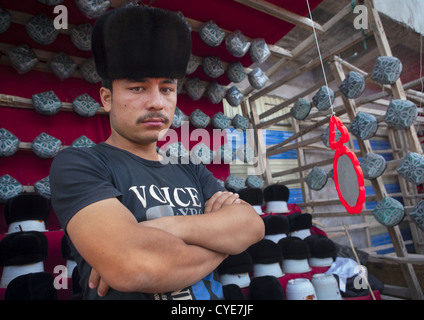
top-left (130, 87), bottom-right (143, 92)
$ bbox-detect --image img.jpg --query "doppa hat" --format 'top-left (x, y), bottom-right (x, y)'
top-left (91, 5), bottom-right (192, 80)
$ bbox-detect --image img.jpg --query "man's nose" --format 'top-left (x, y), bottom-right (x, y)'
top-left (148, 87), bottom-right (164, 110)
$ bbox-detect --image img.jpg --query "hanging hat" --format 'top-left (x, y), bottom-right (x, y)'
top-left (288, 212), bottom-right (312, 239)
top-left (305, 167), bottom-right (328, 191)
top-left (397, 152), bottom-right (424, 185)
top-left (4, 193), bottom-right (50, 233)
top-left (0, 231), bottom-right (48, 287)
top-left (385, 99), bottom-right (418, 129)
top-left (245, 175), bottom-right (265, 189)
top-left (360, 153), bottom-right (387, 180)
top-left (5, 272), bottom-right (57, 300)
top-left (205, 82), bottom-right (226, 104)
top-left (263, 184), bottom-right (290, 214)
top-left (32, 91), bottom-right (62, 116)
top-left (349, 111), bottom-right (378, 140)
top-left (372, 196), bottom-right (405, 227)
top-left (32, 132), bottom-right (62, 159)
top-left (410, 200), bottom-right (424, 232)
top-left (0, 128), bottom-right (20, 157)
top-left (339, 71), bottom-right (366, 99)
top-left (305, 234), bottom-right (337, 267)
top-left (0, 174), bottom-right (23, 203)
top-left (224, 175), bottom-right (245, 193)
top-left (8, 44), bottom-right (39, 75)
top-left (263, 215), bottom-right (289, 242)
top-left (239, 187), bottom-right (263, 215)
top-left (91, 6), bottom-right (191, 80)
top-left (217, 251), bottom-right (253, 289)
top-left (371, 56), bottom-right (402, 85)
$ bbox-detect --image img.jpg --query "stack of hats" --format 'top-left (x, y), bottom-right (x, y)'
top-left (263, 184), bottom-right (290, 214)
top-left (3, 193), bottom-right (50, 234)
top-left (218, 251), bottom-right (253, 300)
top-left (247, 240), bottom-right (286, 300)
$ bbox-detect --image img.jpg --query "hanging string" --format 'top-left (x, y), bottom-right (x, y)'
top-left (305, 0), bottom-right (335, 116)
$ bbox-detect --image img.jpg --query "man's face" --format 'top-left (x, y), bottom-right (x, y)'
top-left (101, 78), bottom-right (177, 146)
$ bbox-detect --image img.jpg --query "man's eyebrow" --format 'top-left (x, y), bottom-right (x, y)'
top-left (126, 78), bottom-right (177, 84)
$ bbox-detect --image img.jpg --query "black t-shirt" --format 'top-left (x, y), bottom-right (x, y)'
top-left (50, 142), bottom-right (224, 300)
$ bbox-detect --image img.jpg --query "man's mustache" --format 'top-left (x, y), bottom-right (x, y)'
top-left (136, 112), bottom-right (170, 124)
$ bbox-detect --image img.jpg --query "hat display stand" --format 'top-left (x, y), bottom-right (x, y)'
top-left (263, 184), bottom-right (290, 214)
top-left (4, 193), bottom-right (50, 234)
top-left (263, 215), bottom-right (289, 243)
top-left (0, 231), bottom-right (48, 288)
top-left (217, 251), bottom-right (253, 299)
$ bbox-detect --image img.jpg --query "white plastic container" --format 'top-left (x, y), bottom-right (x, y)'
top-left (285, 278), bottom-right (317, 300)
top-left (311, 273), bottom-right (342, 300)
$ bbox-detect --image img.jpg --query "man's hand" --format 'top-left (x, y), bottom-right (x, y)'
top-left (204, 191), bottom-right (241, 213)
top-left (89, 268), bottom-right (110, 297)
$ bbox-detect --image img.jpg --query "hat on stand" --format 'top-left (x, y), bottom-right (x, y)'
top-left (287, 212), bottom-right (312, 239)
top-left (263, 184), bottom-right (290, 214)
top-left (217, 251), bottom-right (253, 299)
top-left (263, 215), bottom-right (289, 243)
top-left (239, 187), bottom-right (263, 215)
top-left (304, 234), bottom-right (337, 268)
top-left (0, 231), bottom-right (48, 287)
top-left (247, 239), bottom-right (284, 279)
top-left (278, 237), bottom-right (311, 274)
top-left (4, 272), bottom-right (57, 300)
top-left (4, 193), bottom-right (50, 233)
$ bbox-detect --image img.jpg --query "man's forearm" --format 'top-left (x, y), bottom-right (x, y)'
top-left (142, 202), bottom-right (265, 255)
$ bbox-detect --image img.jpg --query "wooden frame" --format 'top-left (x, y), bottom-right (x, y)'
top-left (244, 0), bottom-right (424, 299)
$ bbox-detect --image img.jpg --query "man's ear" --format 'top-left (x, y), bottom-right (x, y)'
top-left (100, 87), bottom-right (112, 112)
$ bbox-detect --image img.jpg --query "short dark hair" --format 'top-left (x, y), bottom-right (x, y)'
top-left (102, 78), bottom-right (113, 92)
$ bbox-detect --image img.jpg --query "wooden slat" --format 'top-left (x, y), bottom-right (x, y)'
top-left (232, 0), bottom-right (325, 34)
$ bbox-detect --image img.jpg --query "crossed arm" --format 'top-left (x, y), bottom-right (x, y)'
top-left (66, 191), bottom-right (265, 296)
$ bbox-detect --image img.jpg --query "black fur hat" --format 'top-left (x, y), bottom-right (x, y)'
top-left (0, 231), bottom-right (48, 266)
top-left (249, 276), bottom-right (286, 300)
top-left (91, 5), bottom-right (192, 80)
top-left (217, 251), bottom-right (253, 275)
top-left (5, 272), bottom-right (57, 300)
top-left (4, 193), bottom-right (50, 225)
top-left (247, 239), bottom-right (282, 264)
top-left (278, 236), bottom-right (311, 260)
top-left (263, 184), bottom-right (289, 202)
top-left (239, 187), bottom-right (263, 206)
top-left (305, 234), bottom-right (337, 259)
top-left (288, 212), bottom-right (312, 231)
top-left (263, 215), bottom-right (290, 235)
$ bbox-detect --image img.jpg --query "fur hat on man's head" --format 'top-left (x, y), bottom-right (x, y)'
top-left (92, 5), bottom-right (192, 80)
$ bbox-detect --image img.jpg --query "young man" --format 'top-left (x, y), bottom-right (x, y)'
top-left (50, 5), bottom-right (264, 300)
